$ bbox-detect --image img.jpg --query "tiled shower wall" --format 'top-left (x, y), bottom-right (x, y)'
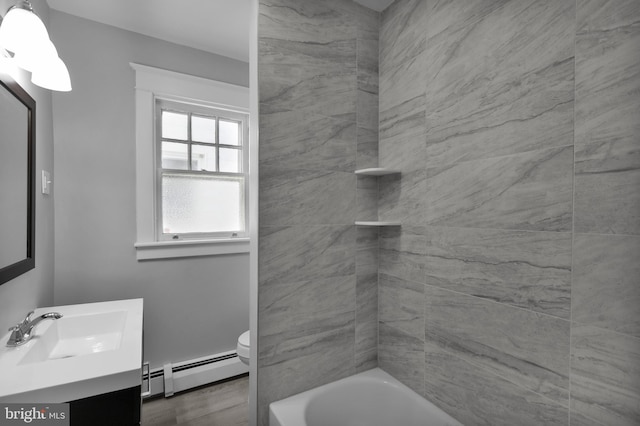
top-left (378, 0), bottom-right (640, 425)
top-left (257, 1), bottom-right (379, 424)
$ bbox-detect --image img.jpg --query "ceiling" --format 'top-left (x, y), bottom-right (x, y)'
top-left (46, 0), bottom-right (394, 63)
top-left (47, 0), bottom-right (252, 62)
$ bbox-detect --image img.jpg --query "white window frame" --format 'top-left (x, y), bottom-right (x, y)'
top-left (131, 63), bottom-right (250, 260)
top-left (155, 99), bottom-right (249, 241)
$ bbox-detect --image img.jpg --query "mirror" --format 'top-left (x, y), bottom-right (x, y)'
top-left (0, 70), bottom-right (35, 285)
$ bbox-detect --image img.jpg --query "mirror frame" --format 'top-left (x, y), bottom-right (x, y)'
top-left (0, 70), bottom-right (36, 286)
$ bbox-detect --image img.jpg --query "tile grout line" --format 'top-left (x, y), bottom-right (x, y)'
top-left (568, 0), bottom-right (578, 423)
top-left (381, 268), bottom-right (570, 323)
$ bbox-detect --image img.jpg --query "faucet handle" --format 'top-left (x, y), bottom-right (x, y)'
top-left (22, 311), bottom-right (35, 325)
top-left (6, 325), bottom-right (26, 347)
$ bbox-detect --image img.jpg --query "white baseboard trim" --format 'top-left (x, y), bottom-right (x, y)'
top-left (144, 350), bottom-right (249, 399)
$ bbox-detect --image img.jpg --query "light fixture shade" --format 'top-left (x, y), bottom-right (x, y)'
top-left (1, 0), bottom-right (72, 92)
top-left (0, 4), bottom-right (49, 55)
top-left (31, 55), bottom-right (72, 92)
top-left (13, 38), bottom-right (57, 72)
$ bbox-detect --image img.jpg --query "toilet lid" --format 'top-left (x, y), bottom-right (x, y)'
top-left (237, 330), bottom-right (250, 358)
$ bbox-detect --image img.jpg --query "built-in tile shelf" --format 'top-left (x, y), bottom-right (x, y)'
top-left (355, 168), bottom-right (401, 227)
top-left (354, 168), bottom-right (401, 176)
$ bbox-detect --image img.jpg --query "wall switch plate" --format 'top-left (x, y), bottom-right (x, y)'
top-left (42, 170), bottom-right (51, 195)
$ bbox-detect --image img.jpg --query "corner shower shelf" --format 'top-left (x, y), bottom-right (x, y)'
top-left (354, 168), bottom-right (401, 176)
top-left (355, 221), bottom-right (402, 226)
top-left (354, 168), bottom-right (402, 227)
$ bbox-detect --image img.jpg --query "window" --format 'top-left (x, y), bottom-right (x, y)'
top-left (132, 63), bottom-right (250, 260)
top-left (156, 100), bottom-right (248, 240)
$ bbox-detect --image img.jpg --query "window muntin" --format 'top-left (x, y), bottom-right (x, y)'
top-left (156, 99), bottom-right (248, 241)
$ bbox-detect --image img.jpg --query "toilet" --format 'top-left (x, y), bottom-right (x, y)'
top-left (237, 330), bottom-right (250, 366)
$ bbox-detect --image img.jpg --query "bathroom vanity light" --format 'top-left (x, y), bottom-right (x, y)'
top-left (0, 0), bottom-right (71, 91)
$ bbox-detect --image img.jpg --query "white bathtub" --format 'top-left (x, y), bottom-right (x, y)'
top-left (269, 368), bottom-right (463, 426)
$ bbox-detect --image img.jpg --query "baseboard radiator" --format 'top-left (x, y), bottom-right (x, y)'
top-left (143, 349), bottom-right (249, 398)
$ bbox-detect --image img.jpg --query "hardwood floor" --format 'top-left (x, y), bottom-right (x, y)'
top-left (141, 375), bottom-right (249, 426)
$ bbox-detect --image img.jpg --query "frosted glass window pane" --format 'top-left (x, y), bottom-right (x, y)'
top-left (162, 141), bottom-right (188, 170)
top-left (219, 119), bottom-right (240, 146)
top-left (162, 174), bottom-right (244, 234)
top-left (192, 145), bottom-right (216, 171)
top-left (162, 111), bottom-right (188, 140)
top-left (220, 148), bottom-right (240, 173)
top-left (192, 116), bottom-right (215, 143)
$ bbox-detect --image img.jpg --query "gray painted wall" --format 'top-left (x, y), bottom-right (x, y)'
top-left (378, 0), bottom-right (640, 425)
top-left (49, 11), bottom-right (250, 369)
top-left (0, 0), bottom-right (55, 335)
top-left (257, 0), bottom-right (379, 424)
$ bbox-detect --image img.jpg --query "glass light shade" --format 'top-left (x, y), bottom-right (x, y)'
top-left (13, 37), bottom-right (57, 72)
top-left (31, 55), bottom-right (72, 92)
top-left (0, 5), bottom-right (49, 54)
top-left (0, 53), bottom-right (20, 78)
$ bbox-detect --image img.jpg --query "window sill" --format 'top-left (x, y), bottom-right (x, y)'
top-left (135, 238), bottom-right (250, 260)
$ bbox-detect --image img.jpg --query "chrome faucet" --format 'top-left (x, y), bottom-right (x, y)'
top-left (6, 311), bottom-right (63, 347)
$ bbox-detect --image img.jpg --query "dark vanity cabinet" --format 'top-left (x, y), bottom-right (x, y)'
top-left (68, 386), bottom-right (142, 426)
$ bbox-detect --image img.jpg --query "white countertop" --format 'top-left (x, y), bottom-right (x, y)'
top-left (0, 299), bottom-right (143, 403)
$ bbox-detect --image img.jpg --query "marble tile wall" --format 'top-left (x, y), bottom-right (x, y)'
top-left (257, 1), bottom-right (379, 425)
top-left (379, 0), bottom-right (640, 425)
top-left (571, 1), bottom-right (640, 424)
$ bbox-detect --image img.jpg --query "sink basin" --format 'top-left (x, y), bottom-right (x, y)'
top-left (19, 311), bottom-right (127, 364)
top-left (0, 299), bottom-right (143, 403)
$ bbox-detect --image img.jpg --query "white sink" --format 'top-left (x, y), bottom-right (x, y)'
top-left (19, 311), bottom-right (127, 364)
top-left (0, 299), bottom-right (143, 403)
